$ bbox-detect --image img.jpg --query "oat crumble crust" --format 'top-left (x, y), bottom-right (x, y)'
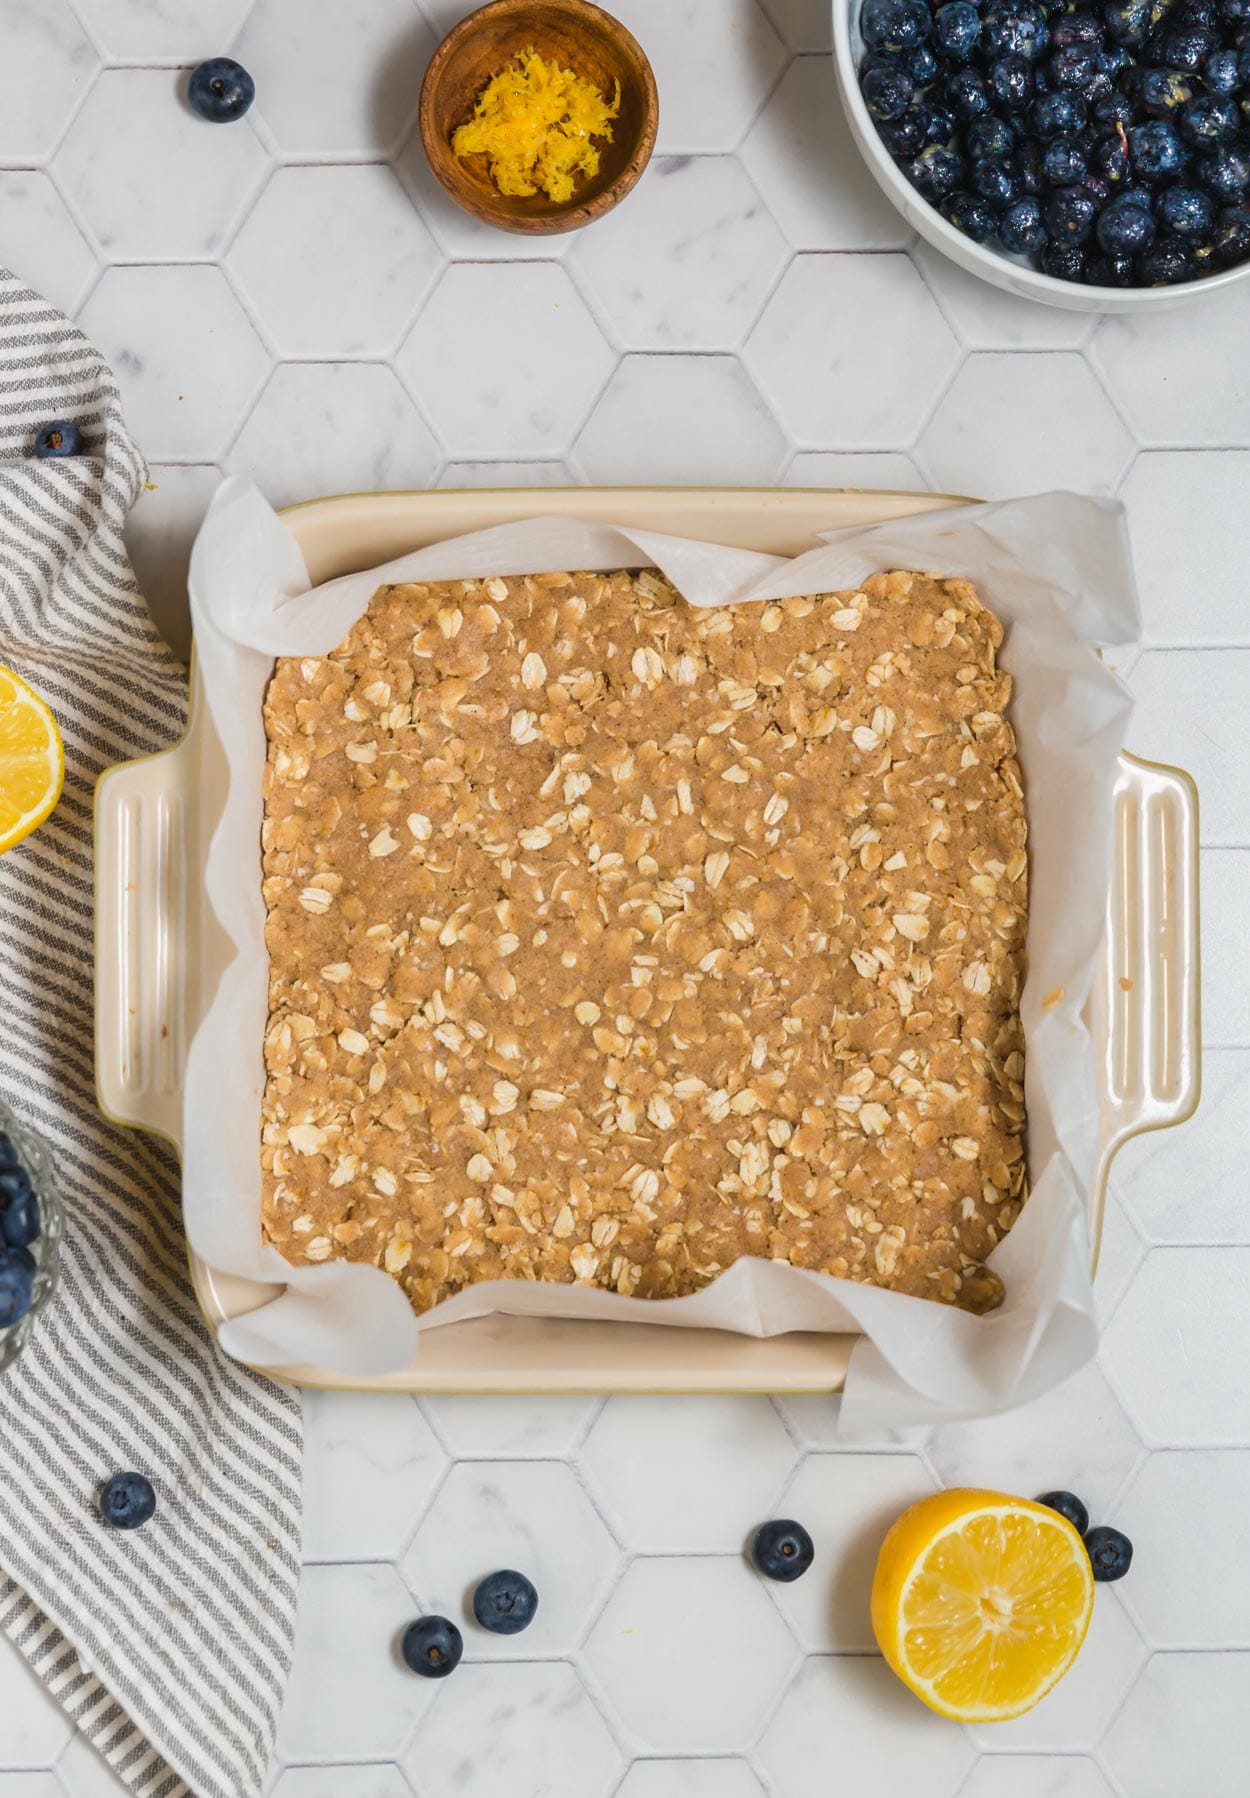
top-left (259, 568), bottom-right (1027, 1317)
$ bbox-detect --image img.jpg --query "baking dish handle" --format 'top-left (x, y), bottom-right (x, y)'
top-left (1090, 750), bottom-right (1201, 1264)
top-left (94, 736), bottom-right (197, 1153)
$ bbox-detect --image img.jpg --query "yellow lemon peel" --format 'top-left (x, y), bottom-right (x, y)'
top-left (452, 48), bottom-right (620, 204)
top-left (0, 666), bottom-right (64, 855)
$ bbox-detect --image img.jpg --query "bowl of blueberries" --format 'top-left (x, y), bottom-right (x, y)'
top-left (833, 0), bottom-right (1250, 305)
top-left (0, 1098), bottom-right (62, 1370)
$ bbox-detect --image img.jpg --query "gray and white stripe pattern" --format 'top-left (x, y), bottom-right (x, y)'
top-left (0, 268), bottom-right (301, 1798)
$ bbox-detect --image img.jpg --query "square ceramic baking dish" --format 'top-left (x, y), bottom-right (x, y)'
top-left (94, 487), bottom-right (1200, 1393)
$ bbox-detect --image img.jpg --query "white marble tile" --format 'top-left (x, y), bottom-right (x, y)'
top-left (1197, 851), bottom-right (1250, 1046)
top-left (756, 1655), bottom-right (975, 1798)
top-left (419, 1394), bottom-right (597, 1454)
top-left (571, 156), bottom-right (788, 350)
top-left (1119, 451), bottom-right (1250, 646)
top-left (270, 1767), bottom-right (414, 1798)
top-left (303, 1392), bottom-right (446, 1564)
top-left (399, 1460), bottom-right (619, 1656)
top-left (0, 1633), bottom-right (73, 1765)
top-left (393, 130), bottom-right (574, 262)
top-left (586, 1557), bottom-right (799, 1752)
top-left (758, 0), bottom-right (832, 49)
top-left (277, 1563), bottom-right (431, 1764)
top-left (575, 354), bottom-right (787, 484)
top-left (0, 172), bottom-right (97, 316)
top-left (745, 255), bottom-right (959, 448)
top-left (403, 1663), bottom-right (622, 1798)
top-left (1116, 1451), bottom-right (1250, 1647)
top-left (1102, 1653), bottom-right (1250, 1798)
top-left (579, 1396), bottom-right (798, 1552)
top-left (1102, 1248), bottom-right (1250, 1446)
top-left (228, 165), bottom-right (441, 358)
top-left (436, 460), bottom-right (575, 490)
top-left (54, 1735), bottom-right (130, 1798)
top-left (606, 0), bottom-right (787, 154)
top-left (918, 354), bottom-right (1133, 500)
top-left (53, 70), bottom-right (268, 261)
top-left (970, 1593), bottom-right (1144, 1753)
top-left (1127, 651), bottom-right (1250, 845)
top-left (958, 1757), bottom-right (1115, 1798)
top-left (0, 0), bottom-right (97, 161)
top-left (766, 1453), bottom-right (935, 1651)
top-left (1115, 1050), bottom-right (1250, 1245)
top-left (71, 0), bottom-right (253, 60)
top-left (0, 1779), bottom-right (62, 1798)
top-left (125, 462), bottom-right (219, 661)
top-left (397, 264), bottom-right (613, 458)
top-left (1094, 289), bottom-right (1250, 447)
top-left (78, 264), bottom-right (268, 461)
top-left (926, 1360), bottom-right (1143, 1519)
top-left (741, 59), bottom-right (910, 251)
top-left (617, 1764), bottom-right (764, 1798)
top-left (912, 245), bottom-right (1095, 352)
top-left (784, 450), bottom-right (928, 491)
top-left (234, 0), bottom-right (433, 156)
top-left (228, 363), bottom-right (441, 510)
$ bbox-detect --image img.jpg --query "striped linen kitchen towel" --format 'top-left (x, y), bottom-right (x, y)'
top-left (0, 268), bottom-right (301, 1796)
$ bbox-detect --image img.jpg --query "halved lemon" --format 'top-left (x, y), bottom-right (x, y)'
top-left (0, 666), bottom-right (65, 854)
top-left (871, 1488), bottom-right (1094, 1723)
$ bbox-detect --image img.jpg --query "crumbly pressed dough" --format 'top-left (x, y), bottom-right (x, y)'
top-left (260, 567), bottom-right (1027, 1317)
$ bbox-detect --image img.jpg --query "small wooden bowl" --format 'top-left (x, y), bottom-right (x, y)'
top-left (419, 0), bottom-right (658, 235)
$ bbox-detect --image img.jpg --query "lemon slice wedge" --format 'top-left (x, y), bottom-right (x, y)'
top-left (0, 666), bottom-right (65, 855)
top-left (871, 1488), bottom-right (1094, 1722)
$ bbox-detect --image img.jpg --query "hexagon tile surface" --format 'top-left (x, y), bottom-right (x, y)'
top-left (2, 3), bottom-right (1249, 1794)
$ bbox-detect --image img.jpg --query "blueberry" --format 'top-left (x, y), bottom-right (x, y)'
top-left (187, 57), bottom-right (255, 124)
top-left (1018, 135), bottom-right (1049, 188)
top-left (925, 103), bottom-right (960, 142)
top-left (1086, 248), bottom-right (1139, 279)
top-left (1032, 88), bottom-right (1087, 133)
top-left (862, 0), bottom-right (932, 51)
top-left (864, 57), bottom-right (917, 118)
top-left (473, 1569), bottom-right (538, 1635)
top-left (0, 1135), bottom-right (17, 1171)
top-left (968, 114), bottom-right (1019, 157)
top-left (1000, 192), bottom-right (1048, 248)
top-left (1203, 46), bottom-right (1241, 89)
top-left (983, 1), bottom-right (1051, 59)
top-left (401, 1616), bottom-right (463, 1678)
top-left (1084, 1524), bottom-right (1134, 1580)
top-left (0, 1176), bottom-right (39, 1250)
top-left (1141, 70), bottom-right (1195, 115)
top-left (1099, 189), bottom-right (1159, 247)
top-left (0, 1247), bottom-right (36, 1329)
top-left (989, 51), bottom-right (1036, 104)
top-left (1196, 145), bottom-right (1250, 198)
top-left (904, 42), bottom-right (941, 82)
top-left (1214, 202), bottom-right (1250, 259)
top-left (1036, 1490), bottom-right (1092, 1533)
top-left (973, 153), bottom-right (1023, 205)
top-left (1044, 133), bottom-right (1091, 181)
top-left (1092, 131), bottom-right (1134, 184)
top-left (934, 0), bottom-right (982, 60)
top-left (942, 189), bottom-right (1001, 237)
top-left (1104, 0), bottom-right (1152, 42)
top-left (34, 420), bottom-right (82, 458)
top-left (1096, 43), bottom-right (1134, 74)
top-left (99, 1472), bottom-right (157, 1530)
top-left (1091, 91), bottom-right (1135, 133)
top-left (1053, 9), bottom-right (1106, 44)
top-left (1046, 186), bottom-right (1100, 238)
top-left (1050, 41), bottom-right (1101, 84)
top-left (1041, 237), bottom-right (1088, 274)
top-left (1239, 45), bottom-right (1250, 81)
top-left (1163, 22), bottom-right (1217, 68)
top-left (909, 143), bottom-right (966, 197)
top-left (1159, 182), bottom-right (1217, 232)
top-left (1180, 92), bottom-right (1240, 145)
top-left (1224, 0), bottom-right (1250, 22)
top-left (1131, 117), bottom-right (1186, 177)
top-left (880, 106), bottom-right (933, 154)
top-left (946, 67), bottom-right (994, 116)
top-left (751, 1519), bottom-right (816, 1582)
top-left (1137, 236), bottom-right (1196, 278)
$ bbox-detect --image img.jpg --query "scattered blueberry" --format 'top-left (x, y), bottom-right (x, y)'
top-left (187, 58), bottom-right (255, 124)
top-left (34, 420), bottom-right (82, 458)
top-left (473, 1569), bottom-right (539, 1635)
top-left (401, 1616), bottom-right (463, 1678)
top-left (0, 1248), bottom-right (36, 1329)
top-left (1036, 1489), bottom-right (1091, 1534)
top-left (751, 1519), bottom-right (816, 1582)
top-left (1084, 1524), bottom-right (1134, 1580)
top-left (99, 1472), bottom-right (157, 1530)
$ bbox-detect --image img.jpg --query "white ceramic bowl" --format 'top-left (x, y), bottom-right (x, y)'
top-left (831, 0), bottom-right (1250, 311)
